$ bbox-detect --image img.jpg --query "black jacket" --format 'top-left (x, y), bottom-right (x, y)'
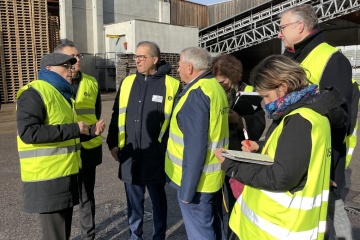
top-left (107, 62), bottom-right (176, 184)
top-left (222, 87), bottom-right (348, 193)
top-left (284, 30), bottom-right (353, 190)
top-left (72, 72), bottom-right (102, 168)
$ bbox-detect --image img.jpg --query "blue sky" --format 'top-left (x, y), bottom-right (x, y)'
top-left (187, 0), bottom-right (229, 5)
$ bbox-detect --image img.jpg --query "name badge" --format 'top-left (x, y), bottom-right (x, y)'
top-left (152, 95), bottom-right (163, 103)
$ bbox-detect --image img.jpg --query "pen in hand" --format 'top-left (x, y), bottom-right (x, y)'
top-left (243, 128), bottom-right (252, 152)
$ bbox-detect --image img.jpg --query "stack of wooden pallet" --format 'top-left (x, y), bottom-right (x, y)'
top-left (48, 14), bottom-right (60, 53)
top-left (0, 0), bottom-right (49, 104)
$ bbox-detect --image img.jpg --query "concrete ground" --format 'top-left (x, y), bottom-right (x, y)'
top-left (1, 92), bottom-right (360, 239)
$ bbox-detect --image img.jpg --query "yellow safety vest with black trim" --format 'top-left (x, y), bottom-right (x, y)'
top-left (165, 78), bottom-right (229, 193)
top-left (17, 80), bottom-right (81, 182)
top-left (229, 108), bottom-right (331, 239)
top-left (301, 42), bottom-right (358, 168)
top-left (75, 73), bottom-right (102, 149)
top-left (118, 74), bottom-right (180, 148)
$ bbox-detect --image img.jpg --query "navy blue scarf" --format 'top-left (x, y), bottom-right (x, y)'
top-left (38, 68), bottom-right (74, 102)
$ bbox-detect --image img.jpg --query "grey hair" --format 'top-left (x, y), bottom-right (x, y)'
top-left (136, 41), bottom-right (161, 59)
top-left (279, 4), bottom-right (318, 31)
top-left (53, 40), bottom-right (78, 53)
top-left (181, 47), bottom-right (211, 71)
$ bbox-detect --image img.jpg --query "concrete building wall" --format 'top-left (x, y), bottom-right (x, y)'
top-left (103, 20), bottom-right (198, 54)
top-left (103, 0), bottom-right (170, 24)
top-left (59, 0), bottom-right (105, 77)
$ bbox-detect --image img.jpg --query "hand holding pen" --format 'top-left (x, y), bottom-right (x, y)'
top-left (241, 128), bottom-right (259, 153)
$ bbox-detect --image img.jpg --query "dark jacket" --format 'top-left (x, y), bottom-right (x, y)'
top-left (72, 71), bottom-right (102, 168)
top-left (284, 30), bottom-right (353, 190)
top-left (106, 62), bottom-right (176, 184)
top-left (17, 87), bottom-right (81, 213)
top-left (222, 87), bottom-right (348, 193)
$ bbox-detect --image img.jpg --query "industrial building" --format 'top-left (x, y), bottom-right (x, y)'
top-left (0, 0), bottom-right (359, 104)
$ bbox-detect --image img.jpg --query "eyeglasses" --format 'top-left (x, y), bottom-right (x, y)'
top-left (60, 62), bottom-right (74, 70)
top-left (133, 55), bottom-right (147, 61)
top-left (71, 53), bottom-right (83, 59)
top-left (279, 21), bottom-right (300, 33)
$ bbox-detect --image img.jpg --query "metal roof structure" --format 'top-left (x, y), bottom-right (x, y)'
top-left (199, 0), bottom-right (360, 53)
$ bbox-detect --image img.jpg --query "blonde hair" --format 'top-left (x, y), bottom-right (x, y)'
top-left (250, 55), bottom-right (310, 93)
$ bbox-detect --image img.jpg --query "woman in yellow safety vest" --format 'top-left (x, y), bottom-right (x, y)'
top-left (214, 55), bottom-right (348, 240)
top-left (212, 54), bottom-right (266, 238)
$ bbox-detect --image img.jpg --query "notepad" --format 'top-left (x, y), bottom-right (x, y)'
top-left (232, 91), bottom-right (262, 116)
top-left (222, 149), bottom-right (274, 165)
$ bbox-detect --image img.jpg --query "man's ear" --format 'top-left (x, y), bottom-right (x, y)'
top-left (298, 21), bottom-right (305, 34)
top-left (153, 56), bottom-right (159, 65)
top-left (187, 63), bottom-right (194, 75)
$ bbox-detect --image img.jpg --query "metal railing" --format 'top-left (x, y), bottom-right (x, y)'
top-left (199, 0), bottom-right (360, 53)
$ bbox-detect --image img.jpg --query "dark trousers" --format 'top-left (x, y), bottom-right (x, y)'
top-left (124, 182), bottom-right (167, 240)
top-left (39, 207), bottom-right (73, 240)
top-left (78, 167), bottom-right (96, 240)
top-left (178, 190), bottom-right (224, 240)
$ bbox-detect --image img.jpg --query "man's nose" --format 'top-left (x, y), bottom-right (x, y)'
top-left (277, 31), bottom-right (283, 39)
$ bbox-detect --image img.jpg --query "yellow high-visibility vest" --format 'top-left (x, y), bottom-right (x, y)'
top-left (301, 42), bottom-right (358, 168)
top-left (165, 77), bottom-right (229, 193)
top-left (229, 107), bottom-right (331, 239)
top-left (117, 74), bottom-right (180, 148)
top-left (17, 80), bottom-right (81, 182)
top-left (75, 73), bottom-right (102, 149)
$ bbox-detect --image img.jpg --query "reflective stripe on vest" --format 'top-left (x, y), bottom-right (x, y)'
top-left (17, 80), bottom-right (81, 182)
top-left (301, 43), bottom-right (358, 168)
top-left (75, 73), bottom-right (102, 149)
top-left (229, 108), bottom-right (331, 239)
top-left (117, 74), bottom-right (179, 148)
top-left (165, 77), bottom-right (229, 193)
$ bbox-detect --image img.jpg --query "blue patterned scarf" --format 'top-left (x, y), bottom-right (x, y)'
top-left (265, 84), bottom-right (319, 119)
top-left (38, 68), bottom-right (74, 102)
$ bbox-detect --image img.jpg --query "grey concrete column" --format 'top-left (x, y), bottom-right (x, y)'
top-left (59, 0), bottom-right (74, 41)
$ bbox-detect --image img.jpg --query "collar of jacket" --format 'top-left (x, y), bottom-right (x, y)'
top-left (178, 70), bottom-right (213, 97)
top-left (272, 87), bottom-right (348, 129)
top-left (284, 29), bottom-right (325, 62)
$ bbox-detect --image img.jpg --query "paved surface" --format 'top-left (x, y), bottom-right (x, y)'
top-left (1, 92), bottom-right (360, 239)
